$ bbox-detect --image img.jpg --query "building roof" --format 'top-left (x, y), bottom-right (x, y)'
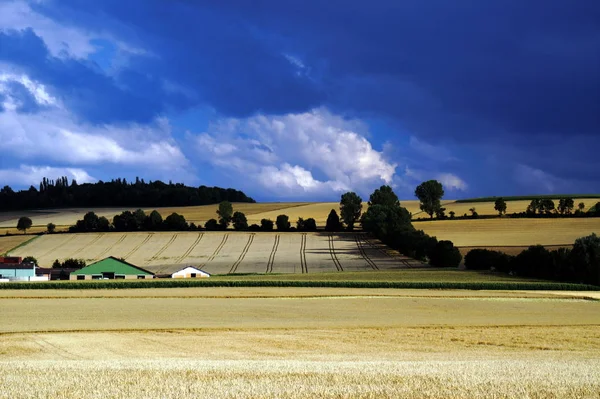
top-left (172, 266), bottom-right (210, 275)
top-left (0, 264), bottom-right (35, 270)
top-left (71, 257), bottom-right (154, 276)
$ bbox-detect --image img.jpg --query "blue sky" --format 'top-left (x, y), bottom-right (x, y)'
top-left (0, 0), bottom-right (598, 201)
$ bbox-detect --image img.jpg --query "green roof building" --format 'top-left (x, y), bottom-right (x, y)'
top-left (70, 257), bottom-right (154, 280)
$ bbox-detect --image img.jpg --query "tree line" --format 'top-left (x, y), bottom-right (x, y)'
top-left (464, 234), bottom-right (600, 286)
top-left (0, 176), bottom-right (255, 211)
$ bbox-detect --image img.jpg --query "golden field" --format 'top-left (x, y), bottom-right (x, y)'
top-left (415, 217), bottom-right (600, 246)
top-left (0, 235), bottom-right (36, 255)
top-left (0, 287), bottom-right (599, 398)
top-left (7, 231), bottom-right (425, 271)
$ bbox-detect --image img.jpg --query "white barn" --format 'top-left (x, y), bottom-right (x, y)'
top-left (171, 266), bottom-right (210, 279)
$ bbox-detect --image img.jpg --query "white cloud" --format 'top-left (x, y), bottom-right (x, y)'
top-left (0, 165), bottom-right (95, 187)
top-left (191, 108), bottom-right (396, 197)
top-left (403, 167), bottom-right (468, 192)
top-left (437, 173), bottom-right (468, 191)
top-left (0, 72), bottom-right (60, 110)
top-left (0, 73), bottom-right (190, 174)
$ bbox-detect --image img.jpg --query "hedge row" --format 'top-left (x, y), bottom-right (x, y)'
top-left (0, 279), bottom-right (597, 291)
top-left (455, 194), bottom-right (600, 203)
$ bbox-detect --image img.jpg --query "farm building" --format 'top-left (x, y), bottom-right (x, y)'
top-left (70, 257), bottom-right (154, 280)
top-left (0, 263), bottom-right (48, 282)
top-left (171, 266), bottom-right (210, 279)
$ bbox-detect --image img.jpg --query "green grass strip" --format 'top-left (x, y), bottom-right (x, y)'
top-left (0, 279), bottom-right (597, 291)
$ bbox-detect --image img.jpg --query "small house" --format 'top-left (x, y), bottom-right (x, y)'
top-left (171, 266), bottom-right (210, 279)
top-left (70, 257), bottom-right (154, 280)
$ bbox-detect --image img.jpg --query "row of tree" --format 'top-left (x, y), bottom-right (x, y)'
top-left (0, 177), bottom-right (255, 210)
top-left (464, 234), bottom-right (600, 286)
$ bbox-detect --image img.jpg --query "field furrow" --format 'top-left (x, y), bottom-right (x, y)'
top-left (8, 232), bottom-right (424, 272)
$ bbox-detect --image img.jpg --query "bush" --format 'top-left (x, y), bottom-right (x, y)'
top-left (248, 224), bottom-right (261, 232)
top-left (163, 213), bottom-right (188, 231)
top-left (512, 245), bottom-right (554, 279)
top-left (303, 218), bottom-right (317, 231)
top-left (260, 219), bottom-right (274, 231)
top-left (429, 240), bottom-right (462, 267)
top-left (46, 223), bottom-right (56, 233)
top-left (232, 211), bottom-right (248, 231)
top-left (464, 249), bottom-right (512, 272)
top-left (325, 209), bottom-right (342, 232)
top-left (276, 214), bottom-right (291, 231)
top-left (22, 256), bottom-right (38, 265)
top-left (570, 233), bottom-right (600, 285)
top-left (204, 219), bottom-right (219, 231)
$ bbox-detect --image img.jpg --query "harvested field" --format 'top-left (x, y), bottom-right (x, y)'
top-left (0, 235), bottom-right (36, 255)
top-left (414, 218), bottom-right (600, 246)
top-left (7, 232), bottom-right (425, 271)
top-left (0, 208), bottom-right (132, 230)
top-left (0, 288), bottom-right (598, 398)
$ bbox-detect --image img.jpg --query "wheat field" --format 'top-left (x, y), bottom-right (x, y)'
top-left (0, 288), bottom-right (599, 398)
top-left (414, 218), bottom-right (600, 246)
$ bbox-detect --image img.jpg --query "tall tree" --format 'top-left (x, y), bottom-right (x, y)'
top-left (368, 185), bottom-right (400, 208)
top-left (340, 192), bottom-right (362, 231)
top-left (217, 201), bottom-right (234, 228)
top-left (325, 209), bottom-right (342, 232)
top-left (17, 216), bottom-right (32, 234)
top-left (494, 198), bottom-right (507, 216)
top-left (414, 180), bottom-right (444, 219)
top-left (558, 198), bottom-right (574, 215)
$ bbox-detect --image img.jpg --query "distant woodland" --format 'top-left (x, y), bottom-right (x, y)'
top-left (0, 177), bottom-right (255, 210)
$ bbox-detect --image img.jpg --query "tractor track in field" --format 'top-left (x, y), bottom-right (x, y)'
top-left (328, 234), bottom-right (344, 272)
top-left (229, 233), bottom-right (255, 274)
top-left (69, 233), bottom-right (104, 258)
top-left (266, 234), bottom-right (280, 273)
top-left (149, 234), bottom-right (178, 262)
top-left (122, 234), bottom-right (152, 260)
top-left (199, 234), bottom-right (229, 267)
top-left (95, 234), bottom-right (126, 260)
top-left (176, 233), bottom-right (204, 264)
top-left (37, 234), bottom-right (78, 259)
top-left (364, 237), bottom-right (413, 267)
top-left (299, 233), bottom-right (308, 273)
top-left (355, 235), bottom-right (379, 270)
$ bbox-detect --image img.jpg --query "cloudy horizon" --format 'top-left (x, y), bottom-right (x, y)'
top-left (0, 0), bottom-right (598, 201)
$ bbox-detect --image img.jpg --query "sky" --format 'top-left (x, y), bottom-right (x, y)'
top-left (0, 0), bottom-right (598, 201)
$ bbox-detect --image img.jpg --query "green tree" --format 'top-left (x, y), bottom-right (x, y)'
top-left (97, 216), bottom-right (110, 232)
top-left (217, 201), bottom-right (233, 228)
top-left (83, 211), bottom-right (99, 231)
top-left (368, 185), bottom-right (399, 208)
top-left (163, 213), bottom-right (188, 231)
top-left (260, 218), bottom-right (274, 231)
top-left (46, 222), bottom-right (56, 233)
top-left (558, 198), bottom-right (574, 215)
top-left (17, 216), bottom-right (32, 234)
top-left (144, 210), bottom-right (163, 230)
top-left (303, 218), bottom-right (317, 231)
top-left (133, 209), bottom-right (146, 229)
top-left (296, 217), bottom-right (305, 231)
top-left (232, 211), bottom-right (248, 231)
top-left (325, 209), bottom-right (342, 232)
top-left (570, 233), bottom-right (600, 285)
top-left (539, 199), bottom-right (555, 214)
top-left (578, 202), bottom-right (585, 212)
top-left (52, 259), bottom-right (62, 269)
top-left (204, 218), bottom-right (219, 231)
top-left (22, 256), bottom-right (38, 265)
top-left (276, 214), bottom-right (291, 231)
top-left (414, 180), bottom-right (444, 219)
top-left (449, 211), bottom-right (456, 219)
top-left (340, 192), bottom-right (362, 231)
top-left (494, 198), bottom-right (507, 216)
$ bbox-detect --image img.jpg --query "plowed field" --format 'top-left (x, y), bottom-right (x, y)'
top-left (8, 232), bottom-right (425, 272)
